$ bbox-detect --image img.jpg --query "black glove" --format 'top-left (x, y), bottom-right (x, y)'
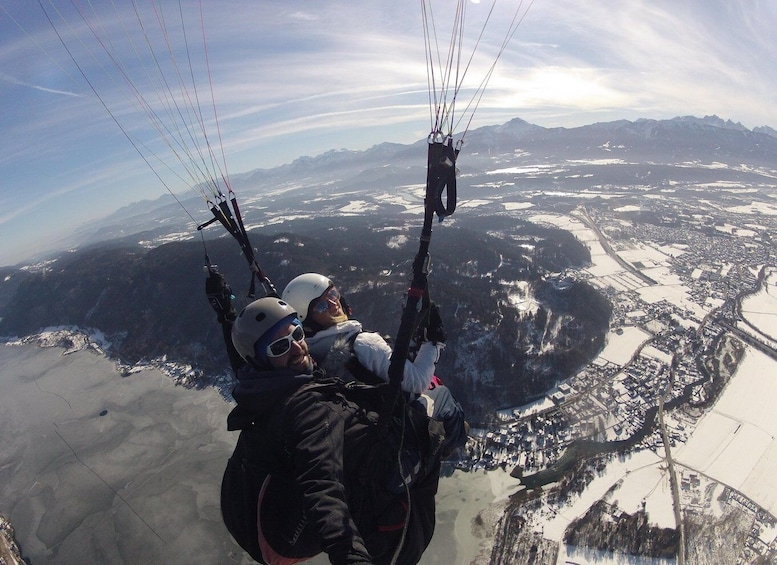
top-left (206, 267), bottom-right (235, 323)
top-left (421, 302), bottom-right (446, 344)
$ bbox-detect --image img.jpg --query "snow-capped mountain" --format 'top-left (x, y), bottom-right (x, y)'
top-left (68, 114), bottom-right (777, 253)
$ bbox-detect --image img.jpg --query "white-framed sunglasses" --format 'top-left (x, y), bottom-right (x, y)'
top-left (264, 325), bottom-right (305, 358)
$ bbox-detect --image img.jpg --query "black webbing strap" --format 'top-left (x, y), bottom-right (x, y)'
top-left (198, 192), bottom-right (278, 299)
top-left (378, 132), bottom-right (458, 434)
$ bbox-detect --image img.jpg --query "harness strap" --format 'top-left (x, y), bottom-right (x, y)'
top-left (380, 132), bottom-right (457, 435)
top-left (202, 192), bottom-right (278, 299)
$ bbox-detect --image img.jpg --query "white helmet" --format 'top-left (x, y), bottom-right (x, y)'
top-left (231, 297), bottom-right (298, 366)
top-left (282, 273), bottom-right (333, 322)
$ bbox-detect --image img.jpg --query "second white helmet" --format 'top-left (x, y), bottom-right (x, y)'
top-left (282, 273), bottom-right (333, 322)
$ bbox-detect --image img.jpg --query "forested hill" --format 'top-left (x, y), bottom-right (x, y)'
top-left (0, 216), bottom-right (610, 422)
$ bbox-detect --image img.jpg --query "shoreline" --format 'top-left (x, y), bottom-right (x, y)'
top-left (0, 342), bottom-right (245, 564)
top-left (1, 338), bottom-right (520, 564)
top-left (1, 326), bottom-right (235, 396)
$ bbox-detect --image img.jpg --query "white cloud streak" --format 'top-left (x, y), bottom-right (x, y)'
top-left (1, 0), bottom-right (776, 265)
top-left (0, 70), bottom-right (80, 96)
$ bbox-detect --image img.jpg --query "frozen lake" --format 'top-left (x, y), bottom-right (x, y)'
top-left (0, 344), bottom-right (245, 564)
top-left (0, 343), bottom-right (512, 564)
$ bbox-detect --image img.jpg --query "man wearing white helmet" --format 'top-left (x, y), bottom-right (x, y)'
top-left (229, 295), bottom-right (314, 374)
top-left (218, 294), bottom-right (444, 565)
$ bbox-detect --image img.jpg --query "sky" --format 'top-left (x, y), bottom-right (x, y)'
top-left (1, 0), bottom-right (776, 267)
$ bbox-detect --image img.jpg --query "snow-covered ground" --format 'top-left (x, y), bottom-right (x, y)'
top-left (541, 450), bottom-right (667, 542)
top-left (598, 326), bottom-right (653, 366)
top-left (7, 204), bottom-right (777, 563)
top-left (675, 346), bottom-right (777, 517)
top-left (501, 210), bottom-right (777, 563)
top-left (739, 265), bottom-right (777, 344)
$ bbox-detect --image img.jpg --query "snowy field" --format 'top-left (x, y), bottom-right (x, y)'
top-left (528, 212), bottom-right (710, 323)
top-left (542, 450), bottom-right (667, 541)
top-left (541, 450), bottom-right (676, 565)
top-left (5, 208), bottom-right (777, 564)
top-left (675, 346), bottom-right (777, 516)
top-left (598, 326), bottom-right (652, 366)
top-left (739, 266), bottom-right (777, 343)
top-left (674, 264), bottom-right (777, 518)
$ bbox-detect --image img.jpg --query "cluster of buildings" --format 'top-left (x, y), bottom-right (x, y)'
top-left (474, 203), bottom-right (772, 461)
top-left (457, 203), bottom-right (777, 560)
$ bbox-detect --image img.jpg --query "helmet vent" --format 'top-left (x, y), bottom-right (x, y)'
top-left (255, 312), bottom-right (266, 322)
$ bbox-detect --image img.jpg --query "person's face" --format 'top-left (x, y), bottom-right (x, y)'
top-left (266, 322), bottom-right (313, 372)
top-left (308, 286), bottom-right (348, 328)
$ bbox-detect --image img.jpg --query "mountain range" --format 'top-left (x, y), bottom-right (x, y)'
top-left (63, 114), bottom-right (777, 254)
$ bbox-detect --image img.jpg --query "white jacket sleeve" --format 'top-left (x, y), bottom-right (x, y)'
top-left (353, 332), bottom-right (443, 395)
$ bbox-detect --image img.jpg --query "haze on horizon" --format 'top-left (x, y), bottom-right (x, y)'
top-left (1, 0), bottom-right (775, 267)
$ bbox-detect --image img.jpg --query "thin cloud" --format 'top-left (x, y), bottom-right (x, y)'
top-left (2, 0), bottom-right (777, 267)
top-left (0, 71), bottom-right (80, 97)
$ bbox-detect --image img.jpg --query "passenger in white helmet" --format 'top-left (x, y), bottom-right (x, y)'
top-left (282, 273), bottom-right (444, 394)
top-left (282, 273), bottom-right (468, 456)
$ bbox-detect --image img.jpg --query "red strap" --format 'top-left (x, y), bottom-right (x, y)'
top-left (407, 287), bottom-right (425, 299)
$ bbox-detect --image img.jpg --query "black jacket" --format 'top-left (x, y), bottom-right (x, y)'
top-left (223, 366), bottom-right (442, 565)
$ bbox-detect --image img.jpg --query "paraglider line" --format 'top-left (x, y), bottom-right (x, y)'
top-left (38, 0), bottom-right (202, 227)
